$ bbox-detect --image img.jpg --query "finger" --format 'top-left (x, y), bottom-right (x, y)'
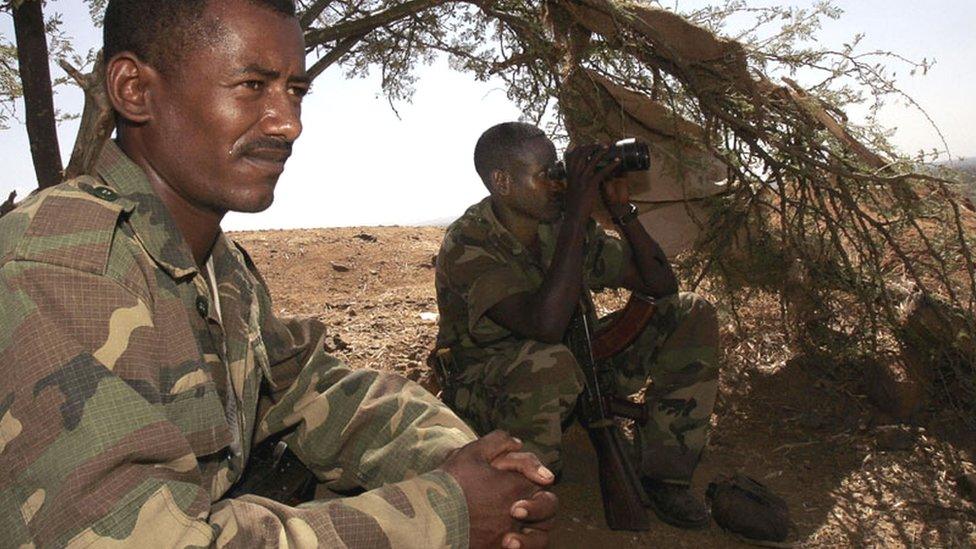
top-left (563, 146), bottom-right (585, 171)
top-left (582, 145), bottom-right (612, 175)
top-left (477, 430), bottom-right (524, 462)
top-left (491, 452), bottom-right (555, 486)
top-left (502, 528), bottom-right (550, 549)
top-left (565, 144), bottom-right (599, 163)
top-left (607, 179), bottom-right (629, 205)
top-left (600, 180), bottom-right (620, 204)
top-left (566, 144), bottom-right (604, 173)
top-left (617, 180), bottom-right (630, 203)
top-left (594, 156), bottom-right (622, 181)
top-left (510, 490), bottom-right (558, 523)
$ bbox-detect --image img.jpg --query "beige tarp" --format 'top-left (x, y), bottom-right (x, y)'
top-left (563, 70), bottom-right (727, 256)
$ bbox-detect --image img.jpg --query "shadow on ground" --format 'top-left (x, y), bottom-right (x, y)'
top-left (551, 352), bottom-right (976, 547)
top-left (235, 227), bottom-right (976, 548)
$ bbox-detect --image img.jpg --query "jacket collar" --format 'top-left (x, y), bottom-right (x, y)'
top-left (474, 197), bottom-right (529, 258)
top-left (474, 197), bottom-right (558, 266)
top-left (95, 140), bottom-right (201, 279)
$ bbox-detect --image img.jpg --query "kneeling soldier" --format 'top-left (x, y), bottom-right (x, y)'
top-left (434, 122), bottom-right (721, 530)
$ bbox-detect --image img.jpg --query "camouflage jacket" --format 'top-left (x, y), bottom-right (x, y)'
top-left (434, 197), bottom-right (632, 366)
top-left (0, 142), bottom-right (476, 548)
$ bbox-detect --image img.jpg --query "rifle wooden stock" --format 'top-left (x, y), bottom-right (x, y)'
top-left (587, 424), bottom-right (652, 531)
top-left (592, 293), bottom-right (657, 361)
top-left (568, 306), bottom-right (650, 531)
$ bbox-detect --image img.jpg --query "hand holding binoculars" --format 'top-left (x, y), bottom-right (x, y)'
top-left (545, 138), bottom-right (650, 181)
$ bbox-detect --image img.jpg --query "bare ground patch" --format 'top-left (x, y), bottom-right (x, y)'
top-left (233, 226), bottom-right (976, 548)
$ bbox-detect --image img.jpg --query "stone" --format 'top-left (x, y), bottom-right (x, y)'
top-left (874, 424), bottom-right (916, 451)
top-left (861, 357), bottom-right (924, 421)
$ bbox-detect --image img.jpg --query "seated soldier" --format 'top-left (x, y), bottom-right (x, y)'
top-left (0, 4), bottom-right (557, 547)
top-left (433, 122), bottom-right (721, 530)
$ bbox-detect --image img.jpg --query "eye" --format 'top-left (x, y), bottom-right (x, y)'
top-left (290, 84), bottom-right (311, 98)
top-left (240, 79), bottom-right (265, 91)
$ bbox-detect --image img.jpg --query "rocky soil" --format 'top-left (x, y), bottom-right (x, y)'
top-left (233, 226), bottom-right (976, 548)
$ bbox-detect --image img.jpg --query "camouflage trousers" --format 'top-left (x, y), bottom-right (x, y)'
top-left (443, 292), bottom-right (720, 484)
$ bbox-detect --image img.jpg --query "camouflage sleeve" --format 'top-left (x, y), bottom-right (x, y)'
top-left (583, 220), bottom-right (633, 291)
top-left (254, 314), bottom-right (478, 487)
top-left (210, 471), bottom-right (469, 547)
top-left (438, 233), bottom-right (534, 343)
top-left (250, 269), bottom-right (478, 540)
top-left (0, 262), bottom-right (471, 548)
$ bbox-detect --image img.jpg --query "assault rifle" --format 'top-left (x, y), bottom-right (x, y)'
top-left (564, 292), bottom-right (657, 531)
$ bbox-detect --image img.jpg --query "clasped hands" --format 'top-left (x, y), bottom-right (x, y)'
top-left (440, 431), bottom-right (558, 549)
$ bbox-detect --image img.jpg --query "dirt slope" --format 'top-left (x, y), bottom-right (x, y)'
top-left (232, 226), bottom-right (976, 548)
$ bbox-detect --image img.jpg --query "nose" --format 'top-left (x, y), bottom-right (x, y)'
top-left (260, 90), bottom-right (303, 142)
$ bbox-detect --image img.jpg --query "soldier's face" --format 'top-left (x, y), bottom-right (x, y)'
top-left (508, 137), bottom-right (564, 223)
top-left (147, 0), bottom-right (308, 215)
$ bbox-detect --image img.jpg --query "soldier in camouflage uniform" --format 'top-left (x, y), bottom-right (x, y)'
top-left (434, 122), bottom-right (720, 529)
top-left (0, 2), bottom-right (557, 547)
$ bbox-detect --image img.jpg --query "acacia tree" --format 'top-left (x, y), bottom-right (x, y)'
top-left (311, 0), bottom-right (976, 422)
top-left (4, 0), bottom-right (974, 416)
top-left (9, 0), bottom-right (62, 188)
top-left (2, 0), bottom-right (91, 214)
top-left (296, 0), bottom-right (976, 420)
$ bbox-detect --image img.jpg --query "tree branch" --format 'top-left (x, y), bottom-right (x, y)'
top-left (307, 31), bottom-right (367, 81)
top-left (0, 190), bottom-right (17, 218)
top-left (300, 0), bottom-right (335, 30)
top-left (60, 54), bottom-right (114, 179)
top-left (304, 0), bottom-right (452, 46)
top-left (13, 0), bottom-right (63, 188)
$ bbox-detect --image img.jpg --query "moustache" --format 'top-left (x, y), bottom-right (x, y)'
top-left (235, 137), bottom-right (293, 159)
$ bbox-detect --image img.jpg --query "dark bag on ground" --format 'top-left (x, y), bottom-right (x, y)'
top-left (706, 473), bottom-right (792, 543)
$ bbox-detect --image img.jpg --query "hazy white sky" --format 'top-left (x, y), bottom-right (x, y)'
top-left (1, 1), bottom-right (973, 230)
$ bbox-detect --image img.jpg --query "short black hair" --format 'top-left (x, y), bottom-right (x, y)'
top-left (473, 122), bottom-right (547, 185)
top-left (103, 0), bottom-right (297, 74)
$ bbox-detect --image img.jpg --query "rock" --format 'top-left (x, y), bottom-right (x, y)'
top-left (325, 334), bottom-right (351, 352)
top-left (354, 232), bottom-right (377, 242)
top-left (330, 261), bottom-right (351, 272)
top-left (874, 424), bottom-right (917, 451)
top-left (405, 369), bottom-right (422, 382)
top-left (861, 357), bottom-right (924, 420)
top-left (901, 291), bottom-right (976, 360)
top-left (898, 291), bottom-right (975, 408)
top-left (957, 472), bottom-right (976, 502)
top-left (798, 412), bottom-right (826, 430)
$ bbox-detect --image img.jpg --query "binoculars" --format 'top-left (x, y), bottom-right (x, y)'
top-left (546, 138), bottom-right (651, 181)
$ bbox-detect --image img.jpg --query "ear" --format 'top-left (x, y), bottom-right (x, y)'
top-left (105, 52), bottom-right (159, 124)
top-left (490, 169), bottom-right (512, 196)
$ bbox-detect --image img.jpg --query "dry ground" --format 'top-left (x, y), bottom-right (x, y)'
top-left (233, 226), bottom-right (976, 548)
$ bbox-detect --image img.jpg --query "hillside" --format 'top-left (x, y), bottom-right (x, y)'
top-left (944, 158), bottom-right (976, 177)
top-left (232, 226), bottom-right (976, 548)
